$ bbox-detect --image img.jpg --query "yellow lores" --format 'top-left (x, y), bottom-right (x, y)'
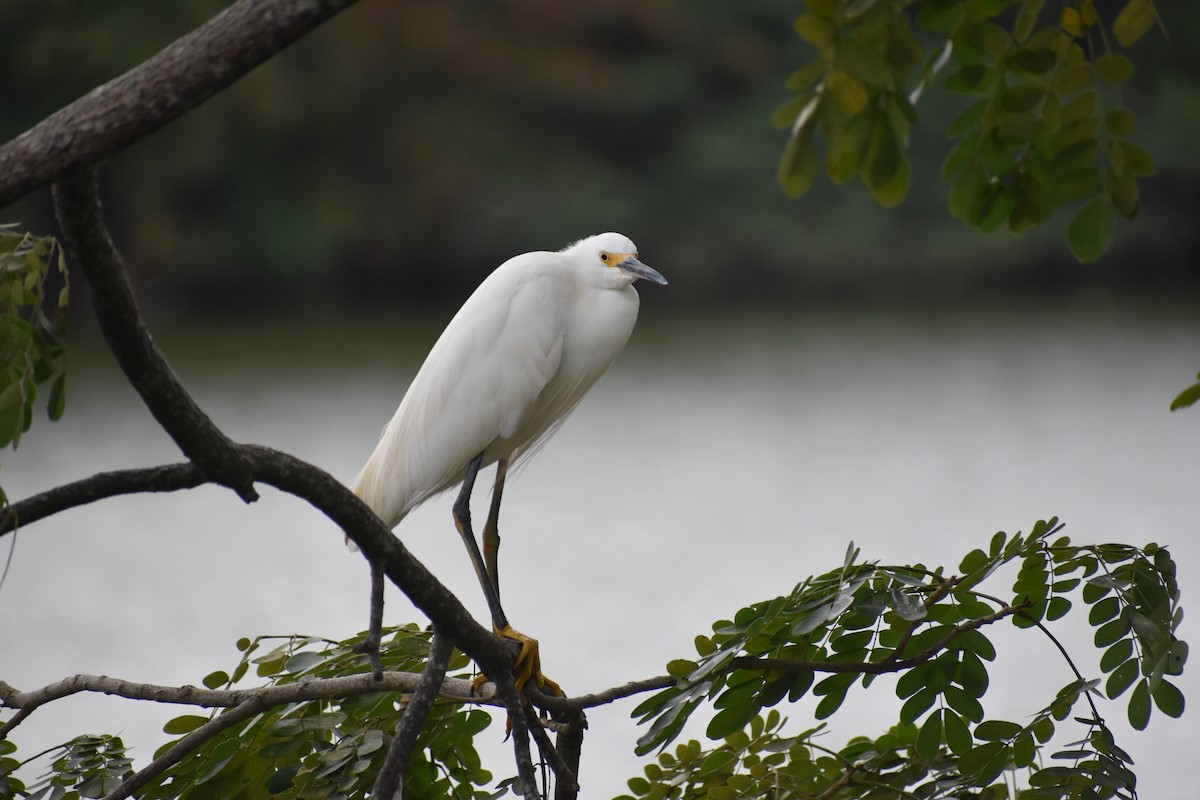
top-left (351, 232), bottom-right (666, 691)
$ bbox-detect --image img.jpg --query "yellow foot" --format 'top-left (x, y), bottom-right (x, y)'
top-left (470, 625), bottom-right (563, 698)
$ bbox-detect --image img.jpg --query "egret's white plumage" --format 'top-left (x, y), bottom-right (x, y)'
top-left (351, 232), bottom-right (666, 529)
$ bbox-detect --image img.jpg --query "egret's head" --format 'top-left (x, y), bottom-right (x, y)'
top-left (567, 232), bottom-right (668, 286)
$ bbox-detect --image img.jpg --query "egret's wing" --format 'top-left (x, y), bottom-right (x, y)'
top-left (352, 259), bottom-right (566, 525)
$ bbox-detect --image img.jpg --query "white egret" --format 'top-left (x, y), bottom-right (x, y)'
top-left (351, 232), bottom-right (666, 689)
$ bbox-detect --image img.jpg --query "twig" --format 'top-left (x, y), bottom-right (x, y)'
top-left (881, 575), bottom-right (960, 665)
top-left (373, 630), bottom-right (455, 799)
top-left (353, 560), bottom-right (386, 680)
top-left (492, 673), bottom-right (541, 798)
top-left (525, 708), bottom-right (579, 795)
top-left (526, 675), bottom-right (675, 714)
top-left (0, 0), bottom-right (362, 209)
top-left (731, 602), bottom-right (1028, 675)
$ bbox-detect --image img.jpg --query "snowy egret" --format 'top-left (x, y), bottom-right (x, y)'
top-left (351, 232), bottom-right (666, 689)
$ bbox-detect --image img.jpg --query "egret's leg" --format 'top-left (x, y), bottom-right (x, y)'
top-left (453, 453), bottom-right (561, 696)
top-left (453, 452), bottom-right (510, 631)
top-left (482, 458), bottom-right (509, 600)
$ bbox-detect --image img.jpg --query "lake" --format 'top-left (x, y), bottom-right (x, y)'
top-left (1, 300), bottom-right (1197, 798)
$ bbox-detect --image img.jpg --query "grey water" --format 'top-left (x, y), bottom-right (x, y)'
top-left (1, 302), bottom-right (1197, 798)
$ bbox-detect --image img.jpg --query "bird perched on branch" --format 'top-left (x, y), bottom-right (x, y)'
top-left (351, 232), bottom-right (666, 691)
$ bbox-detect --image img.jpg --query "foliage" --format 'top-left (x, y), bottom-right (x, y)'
top-left (0, 523), bottom-right (1186, 799)
top-left (0, 627), bottom-right (497, 800)
top-left (0, 225), bottom-right (68, 460)
top-left (777, 0), bottom-right (1162, 261)
top-left (627, 519), bottom-right (1186, 798)
top-left (1170, 372), bottom-right (1200, 411)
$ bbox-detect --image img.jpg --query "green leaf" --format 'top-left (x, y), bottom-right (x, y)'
top-left (944, 708), bottom-right (973, 755)
top-left (1170, 381), bottom-right (1200, 410)
top-left (1151, 679), bottom-right (1185, 718)
top-left (1095, 53), bottom-right (1135, 83)
top-left (900, 687), bottom-right (937, 724)
top-left (916, 711), bottom-right (942, 760)
top-left (794, 14), bottom-right (836, 48)
top-left (706, 703), bottom-right (757, 740)
top-left (974, 719), bottom-right (1022, 741)
top-left (163, 714), bottom-right (209, 735)
top-left (1106, 658), bottom-right (1140, 699)
top-left (779, 106), bottom-right (819, 197)
top-left (1113, 0), bottom-right (1158, 46)
top-left (829, 68), bottom-right (870, 116)
top-left (1101, 638), bottom-right (1134, 673)
top-left (1088, 596), bottom-right (1121, 626)
top-left (202, 670), bottom-right (230, 690)
top-left (1128, 679), bottom-right (1152, 730)
top-left (1067, 197), bottom-right (1113, 262)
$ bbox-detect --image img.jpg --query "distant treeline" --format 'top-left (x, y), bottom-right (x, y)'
top-left (2, 0), bottom-right (1198, 312)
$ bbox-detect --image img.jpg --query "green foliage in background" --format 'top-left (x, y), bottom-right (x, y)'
top-left (777, 0), bottom-right (1162, 262)
top-left (3, 1), bottom-right (1196, 308)
top-left (0, 226), bottom-right (67, 467)
top-left (1, 521), bottom-right (1185, 799)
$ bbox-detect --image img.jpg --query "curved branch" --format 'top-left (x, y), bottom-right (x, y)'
top-left (0, 463), bottom-right (204, 536)
top-left (0, 0), bottom-right (361, 209)
top-left (52, 170), bottom-right (259, 501)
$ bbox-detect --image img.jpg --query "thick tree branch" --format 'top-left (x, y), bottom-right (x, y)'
top-left (0, 463), bottom-right (204, 536)
top-left (0, 0), bottom-right (361, 209)
top-left (52, 170), bottom-right (259, 501)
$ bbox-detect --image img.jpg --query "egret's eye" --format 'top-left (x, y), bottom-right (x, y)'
top-left (599, 252), bottom-right (611, 264)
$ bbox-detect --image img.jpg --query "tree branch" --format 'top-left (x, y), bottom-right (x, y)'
top-left (0, 0), bottom-right (361, 210)
top-left (0, 463), bottom-right (204, 536)
top-left (0, 671), bottom-right (495, 739)
top-left (101, 697), bottom-right (264, 800)
top-left (373, 630), bottom-right (455, 800)
top-left (52, 170), bottom-right (259, 500)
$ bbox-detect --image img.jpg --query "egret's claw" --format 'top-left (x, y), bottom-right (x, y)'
top-left (471, 625), bottom-right (563, 698)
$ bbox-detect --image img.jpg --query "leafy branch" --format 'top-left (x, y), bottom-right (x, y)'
top-left (623, 519), bottom-right (1186, 798)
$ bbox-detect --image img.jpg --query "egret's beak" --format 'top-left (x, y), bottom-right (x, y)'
top-left (621, 256), bottom-right (668, 285)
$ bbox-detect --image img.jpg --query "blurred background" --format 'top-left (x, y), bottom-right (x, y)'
top-left (2, 0), bottom-right (1198, 314)
top-left (2, 1), bottom-right (1199, 798)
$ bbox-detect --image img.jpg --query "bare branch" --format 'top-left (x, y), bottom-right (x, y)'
top-left (0, 463), bottom-right (204, 536)
top-left (0, 0), bottom-right (362, 210)
top-left (526, 711), bottom-right (579, 795)
top-left (528, 675), bottom-right (675, 714)
top-left (373, 630), bottom-right (455, 800)
top-left (0, 671), bottom-right (496, 738)
top-left (552, 708), bottom-right (588, 800)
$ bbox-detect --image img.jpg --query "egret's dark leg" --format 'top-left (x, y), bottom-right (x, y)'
top-left (483, 458), bottom-right (509, 600)
top-left (453, 452), bottom-right (510, 631)
top-left (454, 452), bottom-right (561, 696)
